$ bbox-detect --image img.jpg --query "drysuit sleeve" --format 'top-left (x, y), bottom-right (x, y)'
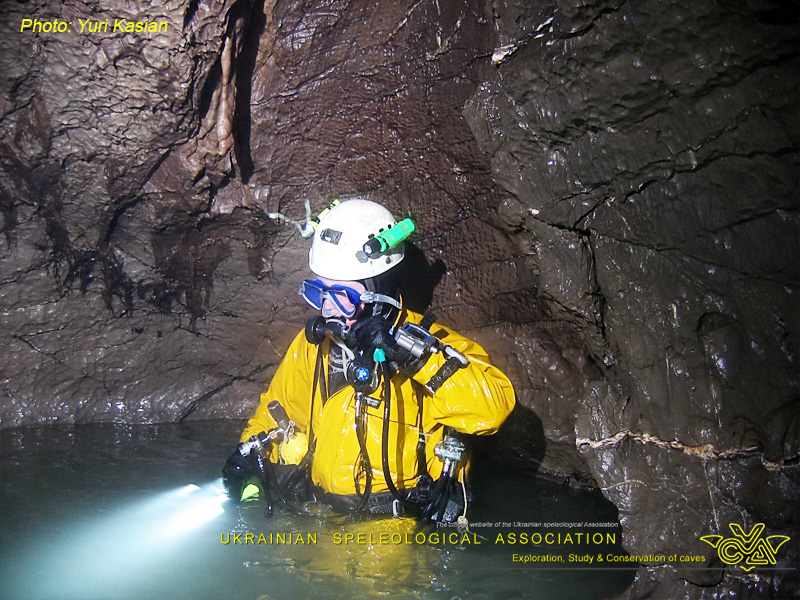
top-left (411, 324), bottom-right (516, 435)
top-left (240, 329), bottom-right (317, 443)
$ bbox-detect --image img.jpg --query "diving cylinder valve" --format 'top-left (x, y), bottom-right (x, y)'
top-left (267, 401), bottom-right (308, 465)
top-left (235, 402), bottom-right (305, 510)
top-left (424, 435), bottom-right (467, 522)
top-left (238, 431), bottom-right (272, 457)
top-left (236, 431), bottom-right (274, 505)
top-left (434, 436), bottom-right (466, 479)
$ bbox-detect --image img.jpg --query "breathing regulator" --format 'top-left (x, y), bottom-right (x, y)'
top-left (237, 400), bottom-right (308, 514)
top-left (305, 312), bottom-right (469, 395)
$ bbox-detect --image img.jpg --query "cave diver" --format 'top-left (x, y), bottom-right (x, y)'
top-left (222, 198), bottom-right (515, 522)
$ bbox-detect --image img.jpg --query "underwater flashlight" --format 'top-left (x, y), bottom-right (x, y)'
top-left (362, 218), bottom-right (415, 258)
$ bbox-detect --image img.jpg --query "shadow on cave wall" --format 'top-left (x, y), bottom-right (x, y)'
top-left (472, 402), bottom-right (548, 476)
top-left (379, 241), bottom-right (553, 486)
top-left (387, 243), bottom-right (447, 315)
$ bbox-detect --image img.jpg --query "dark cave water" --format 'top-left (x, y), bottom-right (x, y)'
top-left (0, 420), bottom-right (635, 600)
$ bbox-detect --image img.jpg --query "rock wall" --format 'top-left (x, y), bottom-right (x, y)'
top-left (1, 0), bottom-right (275, 425)
top-left (463, 1), bottom-right (799, 597)
top-left (0, 0), bottom-right (523, 424)
top-left (0, 0), bottom-right (797, 598)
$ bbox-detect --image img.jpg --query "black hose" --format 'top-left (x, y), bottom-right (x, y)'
top-left (261, 454), bottom-right (289, 506)
top-left (434, 477), bottom-right (453, 523)
top-left (249, 451), bottom-right (273, 517)
top-left (354, 393), bottom-right (373, 511)
top-left (380, 362), bottom-right (430, 512)
top-left (420, 473), bottom-right (450, 520)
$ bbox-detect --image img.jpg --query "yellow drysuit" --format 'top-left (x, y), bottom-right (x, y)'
top-left (241, 311), bottom-right (515, 496)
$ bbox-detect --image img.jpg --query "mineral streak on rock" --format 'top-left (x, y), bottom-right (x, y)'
top-left (0, 0), bottom-right (797, 598)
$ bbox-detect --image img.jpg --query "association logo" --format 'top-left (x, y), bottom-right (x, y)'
top-left (700, 523), bottom-right (789, 572)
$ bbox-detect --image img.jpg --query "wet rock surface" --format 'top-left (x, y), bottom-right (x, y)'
top-left (465, 1), bottom-right (799, 597)
top-left (1, 1), bottom-right (798, 598)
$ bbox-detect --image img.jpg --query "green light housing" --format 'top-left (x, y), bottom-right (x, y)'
top-left (362, 218), bottom-right (415, 258)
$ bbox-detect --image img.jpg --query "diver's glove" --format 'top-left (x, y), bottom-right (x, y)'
top-left (350, 315), bottom-right (423, 374)
top-left (222, 448), bottom-right (253, 500)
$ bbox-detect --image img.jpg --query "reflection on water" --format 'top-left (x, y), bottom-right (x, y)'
top-left (0, 421), bottom-right (635, 600)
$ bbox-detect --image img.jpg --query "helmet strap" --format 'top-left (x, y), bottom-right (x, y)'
top-left (361, 276), bottom-right (401, 321)
top-left (360, 291), bottom-right (401, 311)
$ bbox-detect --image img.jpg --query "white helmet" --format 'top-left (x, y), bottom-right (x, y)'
top-left (308, 199), bottom-right (404, 280)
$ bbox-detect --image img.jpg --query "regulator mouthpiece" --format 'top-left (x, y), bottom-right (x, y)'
top-left (362, 218), bottom-right (415, 258)
top-left (305, 315), bottom-right (349, 345)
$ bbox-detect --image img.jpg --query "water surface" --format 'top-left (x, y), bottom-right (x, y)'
top-left (0, 420), bottom-right (635, 600)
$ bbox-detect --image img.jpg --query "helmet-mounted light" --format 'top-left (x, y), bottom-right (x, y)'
top-left (360, 218), bottom-right (416, 259)
top-left (308, 199), bottom-right (411, 280)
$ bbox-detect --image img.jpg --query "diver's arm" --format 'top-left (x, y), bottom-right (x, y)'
top-left (240, 329), bottom-right (316, 443)
top-left (410, 326), bottom-right (516, 435)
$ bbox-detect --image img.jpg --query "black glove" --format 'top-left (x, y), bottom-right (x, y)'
top-left (222, 448), bottom-right (252, 500)
top-left (350, 315), bottom-right (422, 374)
top-left (350, 315), bottom-right (400, 359)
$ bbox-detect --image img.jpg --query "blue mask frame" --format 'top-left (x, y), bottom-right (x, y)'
top-left (299, 279), bottom-right (364, 317)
